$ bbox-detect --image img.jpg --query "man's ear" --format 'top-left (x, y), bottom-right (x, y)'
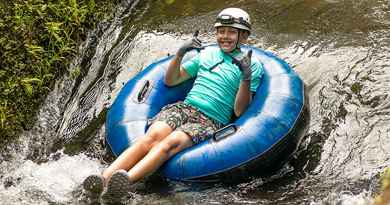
top-left (242, 31), bottom-right (250, 38)
top-left (239, 30), bottom-right (249, 43)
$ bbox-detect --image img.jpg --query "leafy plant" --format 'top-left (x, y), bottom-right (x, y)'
top-left (0, 0), bottom-right (117, 140)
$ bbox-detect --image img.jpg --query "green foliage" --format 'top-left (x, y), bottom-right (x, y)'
top-left (374, 167), bottom-right (390, 205)
top-left (0, 0), bottom-right (115, 139)
top-left (69, 66), bottom-right (81, 79)
top-left (382, 167), bottom-right (390, 191)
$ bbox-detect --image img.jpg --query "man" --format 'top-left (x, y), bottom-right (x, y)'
top-left (83, 8), bottom-right (264, 203)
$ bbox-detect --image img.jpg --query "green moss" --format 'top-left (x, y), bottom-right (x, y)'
top-left (350, 82), bottom-right (362, 94)
top-left (381, 167), bottom-right (390, 191)
top-left (0, 0), bottom-right (118, 140)
top-left (69, 66), bottom-right (81, 79)
top-left (374, 167), bottom-right (390, 205)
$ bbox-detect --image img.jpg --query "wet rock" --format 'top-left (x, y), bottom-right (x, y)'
top-left (3, 176), bottom-right (14, 188)
top-left (48, 152), bottom-right (62, 161)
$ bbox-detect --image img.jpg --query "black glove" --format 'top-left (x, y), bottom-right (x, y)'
top-left (177, 31), bottom-right (202, 57)
top-left (231, 49), bottom-right (253, 81)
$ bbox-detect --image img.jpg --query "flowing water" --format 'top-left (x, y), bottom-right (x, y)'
top-left (1, 0), bottom-right (389, 204)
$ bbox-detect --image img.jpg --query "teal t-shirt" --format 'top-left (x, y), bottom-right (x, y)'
top-left (182, 47), bottom-right (264, 124)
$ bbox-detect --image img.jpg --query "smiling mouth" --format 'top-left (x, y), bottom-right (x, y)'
top-left (221, 41), bottom-right (233, 46)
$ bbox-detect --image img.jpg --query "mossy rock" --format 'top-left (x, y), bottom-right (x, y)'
top-left (374, 167), bottom-right (390, 205)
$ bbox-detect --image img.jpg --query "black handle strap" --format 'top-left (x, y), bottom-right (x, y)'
top-left (212, 124), bottom-right (237, 141)
top-left (137, 80), bottom-right (151, 103)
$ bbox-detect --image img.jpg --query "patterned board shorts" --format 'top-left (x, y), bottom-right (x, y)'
top-left (149, 101), bottom-right (224, 144)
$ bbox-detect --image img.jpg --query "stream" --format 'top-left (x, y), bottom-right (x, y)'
top-left (1, 0), bottom-right (389, 204)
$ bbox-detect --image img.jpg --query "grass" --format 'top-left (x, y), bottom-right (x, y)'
top-left (0, 0), bottom-right (119, 140)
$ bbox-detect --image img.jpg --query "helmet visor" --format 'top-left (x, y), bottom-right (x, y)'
top-left (215, 14), bottom-right (251, 29)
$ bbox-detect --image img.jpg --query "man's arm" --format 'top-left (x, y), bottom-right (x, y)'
top-left (231, 50), bottom-right (253, 117)
top-left (164, 55), bottom-right (191, 86)
top-left (234, 80), bottom-right (252, 117)
top-left (165, 31), bottom-right (202, 87)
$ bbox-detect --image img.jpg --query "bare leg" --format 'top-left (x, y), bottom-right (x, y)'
top-left (126, 131), bottom-right (193, 183)
top-left (102, 121), bottom-right (173, 180)
top-left (99, 131), bottom-right (193, 203)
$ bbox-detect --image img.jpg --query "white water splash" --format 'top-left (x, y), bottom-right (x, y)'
top-left (310, 190), bottom-right (373, 205)
top-left (0, 152), bottom-right (102, 204)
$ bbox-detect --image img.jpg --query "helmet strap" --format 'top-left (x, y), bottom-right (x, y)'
top-left (237, 31), bottom-right (241, 49)
top-left (235, 30), bottom-right (241, 51)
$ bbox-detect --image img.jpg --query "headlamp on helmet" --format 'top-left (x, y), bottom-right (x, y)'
top-left (214, 8), bottom-right (251, 33)
top-left (216, 14), bottom-right (251, 30)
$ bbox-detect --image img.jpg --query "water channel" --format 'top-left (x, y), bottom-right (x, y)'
top-left (0, 0), bottom-right (389, 204)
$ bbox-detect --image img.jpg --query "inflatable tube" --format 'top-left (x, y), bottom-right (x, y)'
top-left (106, 45), bottom-right (308, 182)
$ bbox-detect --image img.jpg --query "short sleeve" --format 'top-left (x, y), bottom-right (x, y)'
top-left (250, 60), bottom-right (264, 92)
top-left (182, 54), bottom-right (201, 78)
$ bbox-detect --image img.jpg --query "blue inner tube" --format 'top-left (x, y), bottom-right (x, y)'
top-left (106, 45), bottom-right (308, 182)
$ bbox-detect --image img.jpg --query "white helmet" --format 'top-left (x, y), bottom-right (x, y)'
top-left (214, 8), bottom-right (251, 33)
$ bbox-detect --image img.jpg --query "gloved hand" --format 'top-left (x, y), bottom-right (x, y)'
top-left (231, 49), bottom-right (253, 81)
top-left (177, 30), bottom-right (202, 57)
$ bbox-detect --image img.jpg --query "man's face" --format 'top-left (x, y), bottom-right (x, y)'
top-left (216, 26), bottom-right (240, 53)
